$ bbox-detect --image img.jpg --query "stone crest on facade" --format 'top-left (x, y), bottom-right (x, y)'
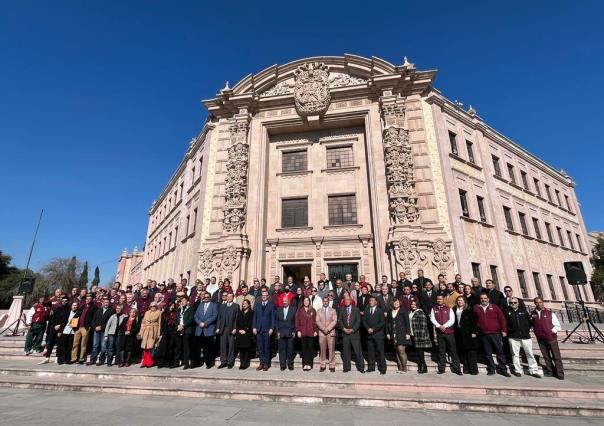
top-left (397, 237), bottom-right (426, 276)
top-left (430, 238), bottom-right (453, 274)
top-left (293, 62), bottom-right (331, 117)
top-left (197, 245), bottom-right (242, 279)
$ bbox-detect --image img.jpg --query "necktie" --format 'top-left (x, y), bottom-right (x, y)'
top-left (324, 307), bottom-right (327, 320)
top-left (371, 307), bottom-right (375, 315)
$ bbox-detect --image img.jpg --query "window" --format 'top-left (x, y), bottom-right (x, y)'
top-left (199, 156), bottom-right (204, 175)
top-left (282, 150), bottom-right (307, 172)
top-left (576, 234), bottom-right (584, 252)
top-left (507, 163), bottom-right (516, 184)
top-left (567, 230), bottom-right (574, 250)
top-left (546, 274), bottom-right (557, 300)
top-left (471, 263), bottom-right (482, 282)
top-left (555, 189), bottom-right (562, 207)
top-left (168, 232), bottom-right (172, 248)
top-left (174, 189), bottom-right (178, 202)
top-left (180, 182), bottom-right (184, 200)
top-left (193, 208), bottom-right (198, 232)
top-left (281, 198), bottom-right (308, 228)
top-left (477, 196), bottom-right (487, 222)
top-left (545, 222), bottom-right (554, 243)
top-left (521, 171), bottom-right (529, 191)
top-left (326, 146), bottom-right (353, 168)
top-left (191, 166), bottom-right (196, 183)
top-left (572, 284), bottom-right (581, 301)
top-left (466, 141), bottom-right (475, 164)
top-left (185, 215), bottom-right (190, 235)
top-left (517, 270), bottom-right (528, 298)
top-left (545, 184), bottom-right (553, 202)
top-left (459, 190), bottom-right (470, 217)
top-left (490, 265), bottom-right (499, 286)
top-left (564, 194), bottom-right (572, 212)
top-left (559, 276), bottom-right (569, 301)
top-left (533, 178), bottom-right (541, 197)
top-left (556, 227), bottom-right (565, 247)
top-left (532, 272), bottom-right (543, 298)
top-left (532, 218), bottom-right (542, 240)
top-left (518, 212), bottom-right (529, 236)
top-left (328, 194), bottom-right (357, 225)
top-left (492, 155), bottom-right (502, 177)
top-left (503, 207), bottom-right (514, 231)
top-left (448, 131), bottom-right (458, 155)
top-left (174, 226), bottom-right (178, 242)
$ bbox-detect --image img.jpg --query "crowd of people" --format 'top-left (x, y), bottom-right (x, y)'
top-left (22, 270), bottom-right (565, 380)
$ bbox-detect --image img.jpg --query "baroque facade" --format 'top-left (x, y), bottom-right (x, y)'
top-left (141, 55), bottom-right (595, 304)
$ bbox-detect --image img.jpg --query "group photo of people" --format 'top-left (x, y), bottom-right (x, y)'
top-left (23, 269), bottom-right (565, 380)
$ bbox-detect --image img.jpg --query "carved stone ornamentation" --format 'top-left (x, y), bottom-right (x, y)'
top-left (431, 238), bottom-right (453, 274)
top-left (379, 98), bottom-right (420, 225)
top-left (222, 114), bottom-right (251, 233)
top-left (215, 245), bottom-right (241, 278)
top-left (260, 79), bottom-right (295, 97)
top-left (329, 73), bottom-right (367, 88)
top-left (198, 249), bottom-right (215, 277)
top-left (198, 245), bottom-right (242, 279)
top-left (293, 62), bottom-right (331, 117)
top-left (397, 237), bottom-right (426, 276)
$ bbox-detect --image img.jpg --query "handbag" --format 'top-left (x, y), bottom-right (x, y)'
top-left (69, 317), bottom-right (79, 328)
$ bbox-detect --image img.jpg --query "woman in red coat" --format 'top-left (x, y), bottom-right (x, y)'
top-left (295, 297), bottom-right (318, 371)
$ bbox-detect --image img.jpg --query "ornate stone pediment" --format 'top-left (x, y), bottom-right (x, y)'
top-left (259, 72), bottom-right (367, 98)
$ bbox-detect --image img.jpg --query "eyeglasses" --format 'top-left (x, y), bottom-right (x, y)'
top-left (510, 302), bottom-right (518, 304)
top-left (504, 289), bottom-right (512, 293)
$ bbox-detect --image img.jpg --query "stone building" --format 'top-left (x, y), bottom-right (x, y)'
top-left (141, 54), bottom-right (595, 303)
top-left (115, 247), bottom-right (144, 287)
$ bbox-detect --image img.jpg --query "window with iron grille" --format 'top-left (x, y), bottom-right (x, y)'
top-left (545, 222), bottom-right (554, 243)
top-left (449, 131), bottom-right (458, 155)
top-left (533, 178), bottom-right (541, 197)
top-left (459, 190), bottom-right (470, 218)
top-left (518, 212), bottom-right (529, 235)
top-left (490, 265), bottom-right (499, 286)
top-left (492, 155), bottom-right (502, 177)
top-left (532, 272), bottom-right (543, 298)
top-left (477, 196), bottom-right (487, 222)
top-left (282, 150), bottom-right (307, 172)
top-left (466, 141), bottom-right (475, 164)
top-left (517, 270), bottom-right (528, 298)
top-left (546, 274), bottom-right (557, 300)
top-left (532, 217), bottom-right (542, 240)
top-left (521, 171), bottom-right (529, 191)
top-left (328, 195), bottom-right (357, 225)
top-left (503, 207), bottom-right (514, 231)
top-left (471, 263), bottom-right (481, 283)
top-left (281, 198), bottom-right (308, 228)
top-left (559, 276), bottom-right (569, 301)
top-left (507, 163), bottom-right (516, 184)
top-left (326, 146), bottom-right (353, 169)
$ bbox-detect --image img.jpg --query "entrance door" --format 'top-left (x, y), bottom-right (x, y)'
top-left (282, 264), bottom-right (312, 286)
top-left (328, 263), bottom-right (359, 282)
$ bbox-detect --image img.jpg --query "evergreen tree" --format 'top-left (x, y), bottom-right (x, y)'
top-left (79, 261), bottom-right (89, 288)
top-left (66, 256), bottom-right (77, 289)
top-left (91, 266), bottom-right (100, 286)
top-left (590, 237), bottom-right (604, 302)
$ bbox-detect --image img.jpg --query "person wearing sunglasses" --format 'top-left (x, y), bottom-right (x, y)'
top-left (505, 297), bottom-right (543, 378)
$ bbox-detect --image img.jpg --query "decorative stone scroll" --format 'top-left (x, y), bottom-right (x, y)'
top-left (397, 237), bottom-right (426, 276)
top-left (222, 113), bottom-right (251, 233)
top-left (380, 96), bottom-right (420, 225)
top-left (259, 72), bottom-right (366, 98)
top-left (430, 238), bottom-right (453, 274)
top-left (293, 62), bottom-right (331, 117)
top-left (197, 245), bottom-right (242, 279)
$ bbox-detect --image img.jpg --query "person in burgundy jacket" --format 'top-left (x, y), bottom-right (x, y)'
top-left (430, 295), bottom-right (462, 375)
top-left (473, 293), bottom-right (511, 376)
top-left (531, 297), bottom-right (564, 380)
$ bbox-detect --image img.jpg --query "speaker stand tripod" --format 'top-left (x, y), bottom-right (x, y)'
top-left (562, 291), bottom-right (604, 344)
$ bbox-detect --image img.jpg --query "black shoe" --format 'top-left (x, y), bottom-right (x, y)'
top-left (358, 369), bottom-right (365, 374)
top-left (367, 369), bottom-right (375, 373)
top-left (183, 365), bottom-right (190, 370)
top-left (330, 367), bottom-right (336, 373)
top-left (454, 371), bottom-right (463, 376)
top-left (487, 371), bottom-right (495, 376)
top-left (320, 367), bottom-right (326, 372)
top-left (206, 365), bottom-right (212, 369)
top-left (280, 366), bottom-right (286, 371)
top-left (343, 368), bottom-right (351, 373)
top-left (556, 376), bottom-right (565, 380)
top-left (530, 373), bottom-right (542, 378)
top-left (217, 364), bottom-right (227, 369)
top-left (379, 370), bottom-right (386, 375)
top-left (499, 371), bottom-right (511, 378)
top-left (288, 365), bottom-right (294, 371)
top-left (227, 365), bottom-right (234, 369)
top-left (437, 370), bottom-right (445, 374)
top-left (107, 363), bottom-right (112, 367)
top-left (513, 372), bottom-right (522, 377)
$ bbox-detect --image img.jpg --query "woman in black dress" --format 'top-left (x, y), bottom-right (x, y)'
top-left (453, 295), bottom-right (480, 375)
top-left (463, 285), bottom-right (479, 307)
top-left (156, 302), bottom-right (178, 368)
top-left (235, 299), bottom-right (254, 369)
top-left (386, 298), bottom-right (412, 373)
top-left (118, 308), bottom-right (140, 367)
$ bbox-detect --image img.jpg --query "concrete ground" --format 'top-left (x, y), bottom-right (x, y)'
top-left (0, 387), bottom-right (601, 426)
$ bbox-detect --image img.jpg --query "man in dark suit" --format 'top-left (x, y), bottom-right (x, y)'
top-left (216, 293), bottom-right (239, 369)
top-left (333, 279), bottom-right (346, 305)
top-left (175, 295), bottom-right (195, 369)
top-left (389, 280), bottom-right (403, 300)
top-left (376, 286), bottom-right (391, 315)
top-left (500, 286), bottom-right (526, 311)
top-left (253, 290), bottom-right (275, 371)
top-left (397, 272), bottom-right (412, 288)
top-left (400, 285), bottom-right (418, 311)
top-left (363, 296), bottom-right (387, 374)
top-left (357, 285), bottom-right (371, 316)
top-left (338, 296), bottom-right (365, 373)
top-left (419, 280), bottom-right (438, 343)
top-left (275, 294), bottom-right (296, 370)
top-left (194, 291), bottom-right (218, 369)
top-left (412, 269), bottom-right (433, 291)
top-left (88, 298), bottom-right (114, 365)
top-left (486, 279), bottom-right (505, 306)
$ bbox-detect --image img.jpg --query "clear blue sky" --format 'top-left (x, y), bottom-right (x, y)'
top-left (1, 1), bottom-right (603, 282)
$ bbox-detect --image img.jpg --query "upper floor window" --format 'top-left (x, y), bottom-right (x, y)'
top-left (533, 178), bottom-right (541, 197)
top-left (518, 212), bottom-right (529, 236)
top-left (282, 150), bottom-right (307, 172)
top-left (520, 171), bottom-right (529, 191)
top-left (326, 146), bottom-right (353, 168)
top-left (555, 189), bottom-right (562, 207)
top-left (576, 234), bottom-right (584, 252)
top-left (566, 230), bottom-right (575, 250)
top-left (328, 194), bottom-right (357, 225)
top-left (503, 207), bottom-right (514, 231)
top-left (492, 155), bottom-right (502, 177)
top-left (459, 190), bottom-right (470, 217)
top-left (556, 226), bottom-right (565, 247)
top-left (544, 222), bottom-right (554, 243)
top-left (532, 217), bottom-right (542, 240)
top-left (517, 270), bottom-right (528, 298)
top-left (477, 196), bottom-right (487, 222)
top-left (281, 198), bottom-right (308, 228)
top-left (532, 272), bottom-right (543, 298)
top-left (466, 141), bottom-right (475, 164)
top-left (564, 194), bottom-right (572, 212)
top-left (545, 184), bottom-right (553, 202)
top-left (448, 131), bottom-right (458, 156)
top-left (507, 163), bottom-right (516, 184)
